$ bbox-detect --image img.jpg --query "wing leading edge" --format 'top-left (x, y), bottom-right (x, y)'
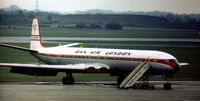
top-left (0, 44), bottom-right (37, 52)
top-left (0, 63), bottom-right (110, 73)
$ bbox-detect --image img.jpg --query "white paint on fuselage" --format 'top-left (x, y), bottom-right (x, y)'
top-left (37, 46), bottom-right (176, 59)
top-left (32, 45), bottom-right (177, 75)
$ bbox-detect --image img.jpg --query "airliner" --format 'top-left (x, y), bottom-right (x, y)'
top-left (0, 18), bottom-right (188, 89)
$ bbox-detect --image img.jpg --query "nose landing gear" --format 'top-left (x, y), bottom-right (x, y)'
top-left (163, 83), bottom-right (171, 90)
top-left (163, 75), bottom-right (172, 90)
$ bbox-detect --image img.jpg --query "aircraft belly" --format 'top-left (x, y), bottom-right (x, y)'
top-left (34, 54), bottom-right (139, 71)
top-left (149, 62), bottom-right (173, 75)
top-left (57, 57), bottom-right (137, 69)
top-left (60, 58), bottom-right (144, 75)
top-left (34, 54), bottom-right (174, 75)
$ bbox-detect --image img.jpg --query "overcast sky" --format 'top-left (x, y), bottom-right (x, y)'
top-left (0, 0), bottom-right (200, 14)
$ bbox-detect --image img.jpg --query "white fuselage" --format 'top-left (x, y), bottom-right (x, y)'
top-left (29, 18), bottom-right (180, 76)
top-left (32, 46), bottom-right (179, 75)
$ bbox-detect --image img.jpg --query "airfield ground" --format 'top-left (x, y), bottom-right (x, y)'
top-left (0, 81), bottom-right (200, 101)
top-left (0, 26), bottom-right (200, 81)
top-left (0, 26), bottom-right (200, 101)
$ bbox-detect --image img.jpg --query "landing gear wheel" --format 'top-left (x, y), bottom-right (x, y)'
top-left (150, 85), bottom-right (155, 90)
top-left (163, 83), bottom-right (171, 90)
top-left (62, 77), bottom-right (75, 85)
top-left (62, 72), bottom-right (75, 85)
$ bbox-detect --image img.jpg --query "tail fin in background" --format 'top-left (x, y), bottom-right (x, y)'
top-left (30, 18), bottom-right (45, 50)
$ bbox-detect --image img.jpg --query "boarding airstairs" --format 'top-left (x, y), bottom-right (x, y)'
top-left (120, 60), bottom-right (150, 88)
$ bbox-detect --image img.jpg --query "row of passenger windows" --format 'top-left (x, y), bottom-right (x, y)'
top-left (58, 55), bottom-right (176, 63)
top-left (61, 55), bottom-right (152, 62)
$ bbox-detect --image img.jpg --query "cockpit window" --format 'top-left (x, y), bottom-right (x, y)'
top-left (169, 59), bottom-right (176, 63)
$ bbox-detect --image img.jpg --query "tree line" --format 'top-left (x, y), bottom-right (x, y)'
top-left (0, 9), bottom-right (199, 30)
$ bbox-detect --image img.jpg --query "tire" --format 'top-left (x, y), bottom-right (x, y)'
top-left (62, 77), bottom-right (75, 85)
top-left (164, 83), bottom-right (171, 90)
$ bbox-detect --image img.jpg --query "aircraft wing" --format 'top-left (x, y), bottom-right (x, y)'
top-left (0, 63), bottom-right (109, 73)
top-left (60, 43), bottom-right (82, 47)
top-left (0, 44), bottom-right (37, 52)
top-left (0, 43), bottom-right (81, 51)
